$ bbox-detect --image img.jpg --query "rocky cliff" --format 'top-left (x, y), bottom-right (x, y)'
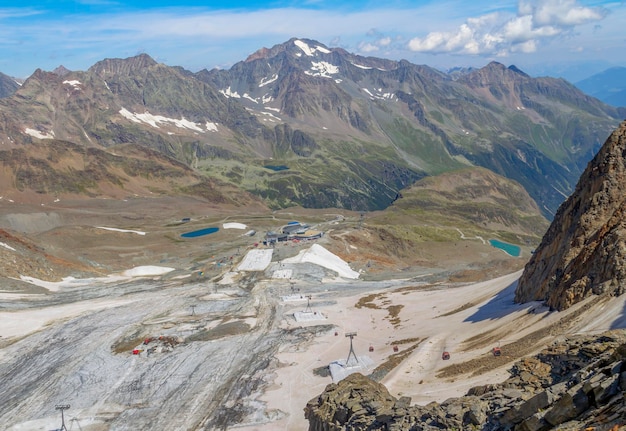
top-left (305, 330), bottom-right (626, 431)
top-left (515, 120), bottom-right (626, 311)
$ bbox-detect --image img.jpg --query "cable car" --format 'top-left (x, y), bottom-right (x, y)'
top-left (442, 351), bottom-right (450, 360)
top-left (492, 346), bottom-right (501, 356)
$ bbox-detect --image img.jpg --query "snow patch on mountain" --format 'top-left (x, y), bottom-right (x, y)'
top-left (63, 80), bottom-right (82, 90)
top-left (16, 266), bottom-right (175, 292)
top-left (220, 86), bottom-right (241, 98)
top-left (0, 242), bottom-right (16, 252)
top-left (305, 61), bottom-right (339, 78)
top-left (97, 227), bottom-right (146, 235)
top-left (258, 110), bottom-right (281, 122)
top-left (231, 91), bottom-right (275, 106)
top-left (119, 108), bottom-right (217, 133)
top-left (294, 39), bottom-right (331, 57)
top-left (259, 74), bottom-right (278, 87)
top-left (24, 128), bottom-right (55, 139)
top-left (243, 93), bottom-right (257, 103)
top-left (221, 86), bottom-right (274, 106)
top-left (362, 88), bottom-right (396, 101)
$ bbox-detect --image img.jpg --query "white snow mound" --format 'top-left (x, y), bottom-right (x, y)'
top-left (283, 244), bottom-right (359, 279)
top-left (223, 222), bottom-right (247, 229)
top-left (121, 266), bottom-right (175, 277)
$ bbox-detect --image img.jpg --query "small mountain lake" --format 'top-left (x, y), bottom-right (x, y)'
top-left (489, 239), bottom-right (521, 257)
top-left (181, 227), bottom-right (219, 238)
top-left (264, 165), bottom-right (289, 171)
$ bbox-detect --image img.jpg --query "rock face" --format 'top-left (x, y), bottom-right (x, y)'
top-left (304, 330), bottom-right (626, 431)
top-left (304, 373), bottom-right (399, 431)
top-left (515, 120), bottom-right (626, 310)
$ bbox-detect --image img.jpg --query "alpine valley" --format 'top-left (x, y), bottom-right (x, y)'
top-left (3, 38), bottom-right (626, 431)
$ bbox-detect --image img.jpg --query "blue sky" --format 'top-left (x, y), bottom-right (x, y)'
top-left (1, 0), bottom-right (624, 82)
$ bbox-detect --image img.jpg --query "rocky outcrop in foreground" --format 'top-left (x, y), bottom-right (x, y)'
top-left (305, 330), bottom-right (626, 430)
top-left (515, 120), bottom-right (626, 310)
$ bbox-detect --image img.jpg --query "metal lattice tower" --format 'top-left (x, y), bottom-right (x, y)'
top-left (55, 404), bottom-right (70, 431)
top-left (345, 332), bottom-right (358, 367)
top-left (305, 295), bottom-right (313, 313)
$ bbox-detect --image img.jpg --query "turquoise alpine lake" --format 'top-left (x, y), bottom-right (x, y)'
top-left (489, 239), bottom-right (521, 257)
top-left (181, 227), bottom-right (219, 238)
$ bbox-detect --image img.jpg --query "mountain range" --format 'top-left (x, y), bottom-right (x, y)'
top-left (0, 38), bottom-right (624, 218)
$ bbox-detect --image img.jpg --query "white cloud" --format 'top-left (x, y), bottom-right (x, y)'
top-left (408, 23), bottom-right (480, 54)
top-left (359, 34), bottom-right (398, 54)
top-left (512, 39), bottom-right (538, 53)
top-left (527, 0), bottom-right (606, 26)
top-left (358, 42), bottom-right (379, 53)
top-left (407, 0), bottom-right (608, 56)
top-left (378, 36), bottom-right (392, 47)
top-left (0, 7), bottom-right (41, 19)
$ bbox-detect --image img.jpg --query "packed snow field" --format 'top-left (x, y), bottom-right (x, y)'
top-left (1, 211), bottom-right (625, 430)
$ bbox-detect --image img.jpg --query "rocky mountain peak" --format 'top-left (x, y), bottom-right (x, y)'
top-left (245, 47), bottom-right (271, 62)
top-left (515, 120), bottom-right (626, 310)
top-left (459, 61), bottom-right (530, 88)
top-left (507, 64), bottom-right (530, 77)
top-left (244, 38), bottom-right (331, 63)
top-left (88, 53), bottom-right (157, 77)
top-left (21, 68), bottom-right (62, 87)
top-left (52, 65), bottom-right (72, 77)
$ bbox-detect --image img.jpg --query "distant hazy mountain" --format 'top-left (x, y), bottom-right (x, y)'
top-left (0, 72), bottom-right (19, 98)
top-left (445, 66), bottom-right (478, 80)
top-left (575, 67), bottom-right (626, 107)
top-left (0, 38), bottom-right (624, 218)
